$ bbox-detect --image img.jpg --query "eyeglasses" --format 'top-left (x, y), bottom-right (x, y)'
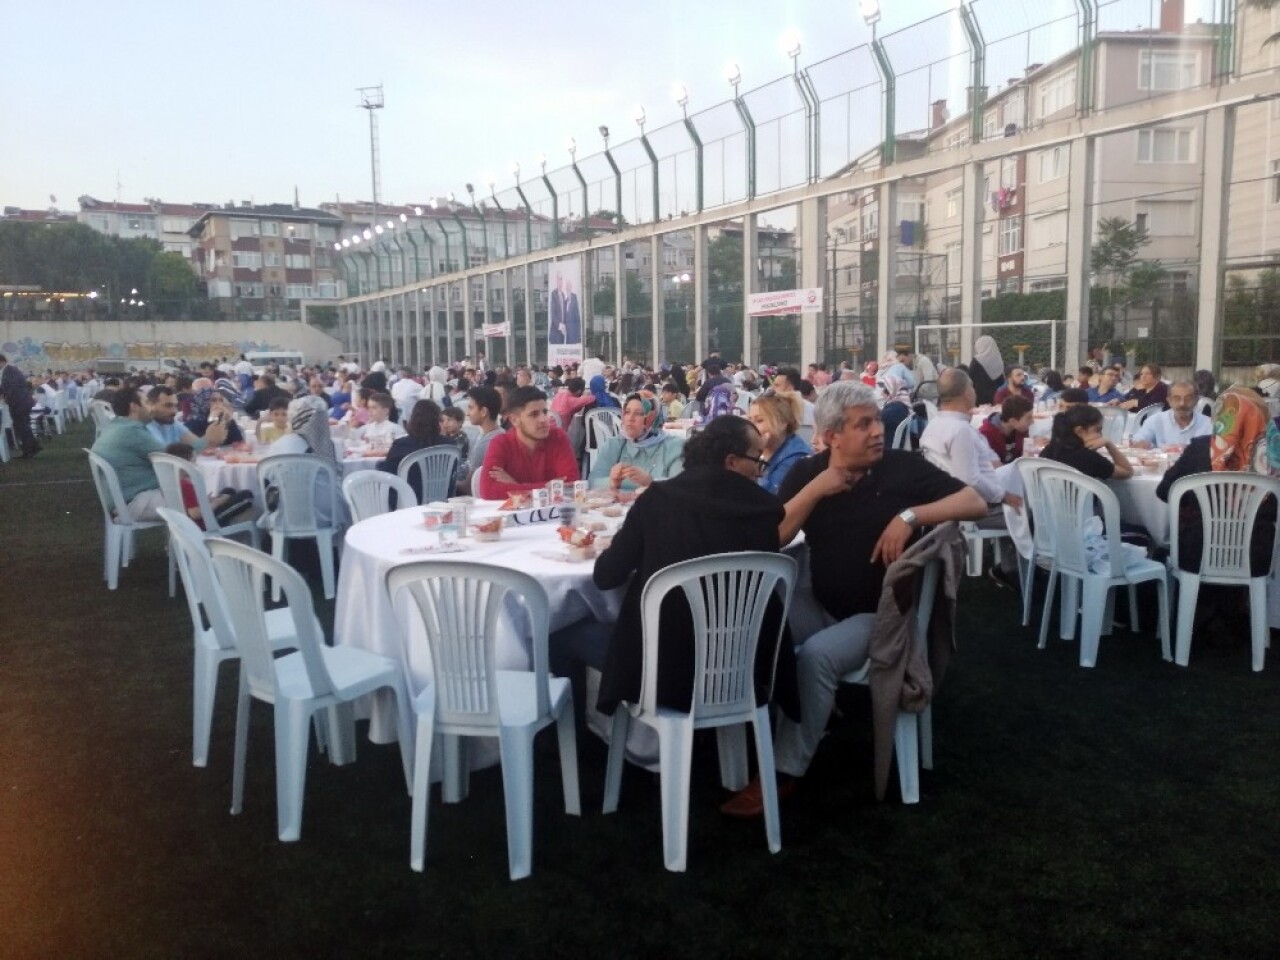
top-left (740, 453), bottom-right (768, 471)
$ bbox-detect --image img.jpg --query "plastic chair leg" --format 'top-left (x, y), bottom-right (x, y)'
top-left (715, 725), bottom-right (749, 791)
top-left (1173, 571), bottom-right (1200, 667)
top-left (192, 645), bottom-right (223, 767)
top-left (1078, 580), bottom-right (1108, 668)
top-left (1102, 586), bottom-right (1116, 637)
top-left (965, 533), bottom-right (983, 578)
top-left (1037, 568), bottom-right (1058, 650)
top-left (409, 712), bottom-right (435, 872)
top-left (231, 670), bottom-right (251, 816)
top-left (1128, 584), bottom-right (1140, 632)
top-left (1249, 578), bottom-right (1268, 672)
top-left (553, 691), bottom-right (581, 816)
top-left (316, 531), bottom-right (337, 600)
top-left (749, 708), bottom-right (782, 855)
top-left (1059, 577), bottom-right (1079, 641)
top-left (497, 725), bottom-right (537, 880)
top-left (920, 704), bottom-right (934, 770)
top-left (324, 702), bottom-right (357, 766)
top-left (601, 711), bottom-right (630, 814)
top-left (105, 525), bottom-right (122, 590)
top-left (1018, 555), bottom-right (1034, 627)
top-left (656, 717), bottom-right (696, 872)
top-left (270, 535), bottom-right (288, 602)
top-left (274, 698), bottom-right (315, 842)
top-left (441, 734), bottom-right (469, 803)
top-left (893, 712), bottom-right (920, 804)
top-left (1155, 577), bottom-right (1172, 662)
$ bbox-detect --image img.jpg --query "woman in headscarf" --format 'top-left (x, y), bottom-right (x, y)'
top-left (588, 374), bottom-right (618, 409)
top-left (185, 378), bottom-right (216, 436)
top-left (422, 366), bottom-right (450, 406)
top-left (912, 352), bottom-right (940, 402)
top-left (587, 390), bottom-right (685, 491)
top-left (877, 372), bottom-right (917, 449)
top-left (214, 377), bottom-right (246, 414)
top-left (261, 395), bottom-right (347, 528)
top-left (1157, 387), bottom-right (1279, 616)
top-left (968, 335), bottom-right (1005, 406)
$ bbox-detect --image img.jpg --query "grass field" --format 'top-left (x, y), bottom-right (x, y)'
top-left (2, 418), bottom-right (1278, 959)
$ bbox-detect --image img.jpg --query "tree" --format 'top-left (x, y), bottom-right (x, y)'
top-left (590, 209), bottom-right (630, 229)
top-left (307, 305), bottom-right (339, 331)
top-left (1089, 217), bottom-right (1166, 358)
top-left (1245, 0), bottom-right (1279, 47)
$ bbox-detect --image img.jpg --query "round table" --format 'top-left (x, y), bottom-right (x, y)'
top-left (195, 452), bottom-right (383, 506)
top-left (333, 506), bottom-right (626, 745)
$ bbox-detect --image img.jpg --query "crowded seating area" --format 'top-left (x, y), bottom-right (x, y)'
top-left (4, 345), bottom-right (1280, 950)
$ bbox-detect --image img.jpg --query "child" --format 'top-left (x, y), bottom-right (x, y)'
top-left (165, 443), bottom-right (254, 529)
top-left (356, 392), bottom-right (407, 446)
top-left (440, 406), bottom-right (470, 462)
top-left (256, 396), bottom-right (291, 444)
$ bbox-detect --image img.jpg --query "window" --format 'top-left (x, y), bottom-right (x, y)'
top-left (1003, 88), bottom-right (1025, 129)
top-left (982, 227), bottom-right (995, 262)
top-left (1037, 69), bottom-right (1076, 119)
top-left (945, 241), bottom-right (962, 280)
top-left (1271, 159), bottom-right (1280, 205)
top-left (860, 205), bottom-right (879, 240)
top-left (982, 112), bottom-right (998, 138)
top-left (946, 188), bottom-right (962, 219)
top-left (163, 242), bottom-right (191, 257)
top-left (286, 223), bottom-right (311, 240)
top-left (285, 254), bottom-right (311, 269)
top-left (263, 251), bottom-right (281, 267)
top-left (1031, 211), bottom-right (1067, 249)
top-left (1000, 156), bottom-right (1018, 189)
top-left (286, 284), bottom-right (312, 299)
top-left (235, 283), bottom-right (263, 298)
top-left (1135, 199), bottom-right (1195, 236)
top-left (1139, 50), bottom-right (1197, 91)
top-left (161, 218), bottom-right (189, 233)
top-left (999, 216), bottom-right (1022, 255)
top-left (261, 221), bottom-right (279, 236)
top-left (1030, 277), bottom-right (1066, 292)
top-left (230, 219), bottom-right (260, 239)
top-left (1038, 145), bottom-right (1067, 183)
top-left (315, 281), bottom-right (338, 299)
top-left (315, 225), bottom-right (336, 241)
top-left (945, 130), bottom-right (969, 150)
top-left (125, 215), bottom-right (156, 231)
top-left (898, 196), bottom-right (926, 224)
top-left (997, 276), bottom-right (1021, 295)
top-left (231, 251), bottom-right (262, 269)
top-left (89, 214), bottom-right (109, 231)
top-left (1137, 127), bottom-right (1194, 163)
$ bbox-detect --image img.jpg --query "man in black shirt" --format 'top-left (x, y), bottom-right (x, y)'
top-left (723, 380), bottom-right (985, 816)
top-left (242, 373), bottom-right (291, 419)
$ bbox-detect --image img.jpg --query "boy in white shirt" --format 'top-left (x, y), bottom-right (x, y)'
top-left (357, 392), bottom-right (406, 447)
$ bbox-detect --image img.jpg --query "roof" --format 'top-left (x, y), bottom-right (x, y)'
top-left (187, 204), bottom-right (345, 236)
top-left (2, 208), bottom-right (77, 223)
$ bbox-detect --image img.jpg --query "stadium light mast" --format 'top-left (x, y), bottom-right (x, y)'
top-left (357, 84), bottom-right (386, 228)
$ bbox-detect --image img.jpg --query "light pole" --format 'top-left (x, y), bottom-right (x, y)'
top-left (566, 137), bottom-right (590, 242)
top-left (634, 105), bottom-right (660, 223)
top-left (673, 85), bottom-right (704, 213)
top-left (464, 183), bottom-right (489, 262)
top-left (538, 154), bottom-right (560, 247)
top-left (726, 63), bottom-right (757, 200)
top-left (485, 179), bottom-right (511, 259)
top-left (445, 192), bottom-right (470, 270)
top-left (512, 163), bottom-right (535, 254)
top-left (599, 125), bottom-right (623, 231)
top-left (783, 30), bottom-right (820, 184)
top-left (861, 0), bottom-right (895, 165)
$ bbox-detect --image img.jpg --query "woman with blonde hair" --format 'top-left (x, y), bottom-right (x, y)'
top-left (747, 391), bottom-right (812, 495)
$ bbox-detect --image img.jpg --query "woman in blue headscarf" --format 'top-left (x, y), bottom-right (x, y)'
top-left (588, 374), bottom-right (618, 409)
top-left (588, 390), bottom-right (684, 490)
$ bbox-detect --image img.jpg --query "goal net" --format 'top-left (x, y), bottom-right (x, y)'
top-left (913, 319), bottom-right (1061, 375)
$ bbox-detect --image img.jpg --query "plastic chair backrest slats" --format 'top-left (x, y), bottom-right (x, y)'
top-left (150, 452), bottom-right (223, 532)
top-left (396, 446), bottom-right (459, 504)
top-left (1169, 474), bottom-right (1280, 580)
top-left (158, 508), bottom-right (239, 652)
top-left (387, 563), bottom-right (551, 729)
top-left (86, 448), bottom-right (134, 526)
top-left (1038, 465), bottom-right (1125, 578)
top-left (1017, 457), bottom-right (1062, 559)
top-left (343, 470), bottom-right (416, 522)
top-left (207, 539), bottom-right (333, 699)
top-left (638, 552), bottom-right (796, 722)
top-left (258, 454), bottom-right (341, 534)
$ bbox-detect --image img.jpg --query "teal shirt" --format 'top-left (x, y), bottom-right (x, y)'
top-left (91, 418), bottom-right (163, 502)
top-left (588, 434), bottom-right (685, 489)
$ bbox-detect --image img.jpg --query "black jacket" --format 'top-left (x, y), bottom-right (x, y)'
top-left (593, 465), bottom-right (798, 719)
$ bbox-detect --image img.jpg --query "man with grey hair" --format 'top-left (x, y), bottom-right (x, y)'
top-left (722, 379), bottom-right (986, 816)
top-left (1131, 379), bottom-right (1211, 448)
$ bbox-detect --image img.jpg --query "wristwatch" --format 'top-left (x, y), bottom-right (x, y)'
top-left (897, 508), bottom-right (920, 530)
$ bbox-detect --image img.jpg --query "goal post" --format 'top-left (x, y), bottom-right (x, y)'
top-left (914, 319), bottom-right (1059, 374)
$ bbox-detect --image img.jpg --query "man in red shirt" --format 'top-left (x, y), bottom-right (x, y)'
top-left (477, 386), bottom-right (580, 499)
top-left (978, 394), bottom-right (1034, 464)
top-left (992, 366), bottom-right (1035, 404)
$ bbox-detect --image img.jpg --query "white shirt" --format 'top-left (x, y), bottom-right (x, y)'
top-left (1132, 410), bottom-right (1212, 447)
top-left (234, 359), bottom-right (254, 377)
top-left (390, 378), bottom-right (422, 406)
top-left (920, 409), bottom-right (1006, 504)
top-left (357, 419), bottom-right (406, 445)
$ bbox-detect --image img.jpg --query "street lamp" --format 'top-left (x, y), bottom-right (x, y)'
top-left (859, 0), bottom-right (881, 30)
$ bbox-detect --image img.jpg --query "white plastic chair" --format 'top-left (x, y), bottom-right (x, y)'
top-left (46, 390), bottom-right (68, 434)
top-left (461, 423), bottom-right (483, 448)
top-left (343, 469), bottom-right (417, 522)
top-left (1131, 404), bottom-right (1163, 433)
top-left (150, 452), bottom-right (261, 550)
top-left (89, 400), bottom-right (116, 438)
top-left (1035, 465), bottom-right (1171, 667)
top-left (922, 448), bottom-right (1007, 578)
top-left (85, 448), bottom-right (170, 591)
top-left (1098, 406), bottom-right (1129, 445)
top-left (0, 408), bottom-right (9, 463)
top-left (585, 408), bottom-right (622, 472)
top-left (158, 508), bottom-right (311, 767)
top-left (206, 537), bottom-right (413, 842)
top-left (796, 423), bottom-right (814, 447)
top-left (1013, 457), bottom-right (1064, 627)
top-left (602, 551), bottom-right (796, 872)
top-left (397, 446), bottom-right (460, 504)
top-left (839, 555), bottom-right (943, 805)
top-left (890, 415), bottom-right (913, 451)
top-left (546, 410), bottom-right (564, 431)
top-left (1166, 473), bottom-right (1280, 672)
top-left (386, 562), bottom-right (580, 879)
top-left (257, 454), bottom-right (347, 600)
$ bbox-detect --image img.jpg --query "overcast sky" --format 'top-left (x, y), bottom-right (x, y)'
top-left (3, 0), bottom-right (1210, 213)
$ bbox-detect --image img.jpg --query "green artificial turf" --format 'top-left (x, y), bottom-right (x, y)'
top-left (2, 419), bottom-right (1278, 958)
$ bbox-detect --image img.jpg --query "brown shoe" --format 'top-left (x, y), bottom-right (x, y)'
top-left (719, 775), bottom-right (796, 818)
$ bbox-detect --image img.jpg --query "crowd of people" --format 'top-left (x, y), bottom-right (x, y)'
top-left (5, 341), bottom-right (1279, 815)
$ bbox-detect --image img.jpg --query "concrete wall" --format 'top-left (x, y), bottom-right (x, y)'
top-left (0, 319), bottom-right (345, 371)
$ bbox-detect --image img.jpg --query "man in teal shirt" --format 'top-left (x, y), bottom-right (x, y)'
top-left (92, 386), bottom-right (227, 521)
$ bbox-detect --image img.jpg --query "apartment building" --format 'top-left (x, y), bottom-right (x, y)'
top-left (186, 203), bottom-right (345, 322)
top-left (77, 196), bottom-right (214, 266)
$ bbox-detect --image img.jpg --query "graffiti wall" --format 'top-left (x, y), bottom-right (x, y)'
top-left (0, 319), bottom-right (345, 371)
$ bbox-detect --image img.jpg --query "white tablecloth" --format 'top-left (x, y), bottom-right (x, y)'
top-left (333, 509), bottom-right (625, 744)
top-left (1109, 473), bottom-right (1167, 547)
top-left (195, 454), bottom-right (383, 506)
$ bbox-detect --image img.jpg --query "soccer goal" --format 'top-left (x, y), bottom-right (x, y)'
top-left (914, 319), bottom-right (1060, 374)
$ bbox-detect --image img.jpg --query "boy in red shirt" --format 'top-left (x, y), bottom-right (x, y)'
top-left (978, 395), bottom-right (1034, 464)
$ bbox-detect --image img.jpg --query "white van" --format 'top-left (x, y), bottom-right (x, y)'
top-left (245, 350), bottom-right (305, 374)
